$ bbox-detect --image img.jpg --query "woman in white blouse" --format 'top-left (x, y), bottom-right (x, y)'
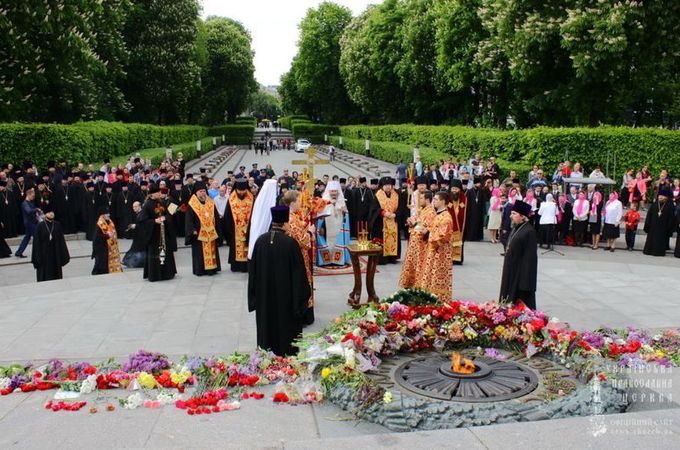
top-left (538, 193), bottom-right (558, 248)
top-left (601, 191), bottom-right (623, 252)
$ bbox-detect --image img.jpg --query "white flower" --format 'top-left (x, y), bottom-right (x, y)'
top-left (157, 392), bottom-right (181, 405)
top-left (383, 391), bottom-right (393, 404)
top-left (123, 393), bottom-right (145, 410)
top-left (0, 377), bottom-right (10, 389)
top-left (79, 375), bottom-right (97, 394)
top-left (345, 348), bottom-right (356, 369)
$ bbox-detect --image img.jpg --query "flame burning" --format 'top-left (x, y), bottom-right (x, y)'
top-left (451, 352), bottom-right (476, 374)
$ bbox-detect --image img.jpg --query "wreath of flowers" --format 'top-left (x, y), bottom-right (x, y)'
top-left (295, 289), bottom-right (679, 407)
top-left (1, 290), bottom-right (678, 417)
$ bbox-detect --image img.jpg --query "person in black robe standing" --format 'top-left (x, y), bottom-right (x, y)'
top-left (91, 206), bottom-right (122, 275)
top-left (643, 189), bottom-right (675, 256)
top-left (30, 204), bottom-right (70, 281)
top-left (464, 176), bottom-right (486, 241)
top-left (138, 185), bottom-right (177, 281)
top-left (122, 201), bottom-right (147, 268)
top-left (499, 200), bottom-right (538, 310)
top-left (397, 178), bottom-right (410, 241)
top-left (0, 180), bottom-right (18, 238)
top-left (350, 177), bottom-right (374, 234)
top-left (248, 206), bottom-right (311, 357)
top-left (83, 181), bottom-right (98, 241)
top-left (674, 202), bottom-right (680, 258)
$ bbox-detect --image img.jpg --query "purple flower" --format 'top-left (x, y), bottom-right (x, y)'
top-left (9, 374), bottom-right (28, 390)
top-left (619, 355), bottom-right (646, 369)
top-left (185, 356), bottom-right (204, 372)
top-left (121, 350), bottom-right (170, 374)
top-left (491, 311), bottom-right (506, 325)
top-left (484, 348), bottom-right (507, 360)
top-left (581, 332), bottom-right (605, 349)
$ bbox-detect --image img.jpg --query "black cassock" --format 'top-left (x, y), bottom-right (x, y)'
top-left (122, 214), bottom-right (148, 269)
top-left (65, 182), bottom-right (87, 234)
top-left (464, 187), bottom-right (486, 241)
top-left (185, 200), bottom-right (221, 276)
top-left (397, 187), bottom-right (410, 241)
top-left (84, 190), bottom-right (98, 241)
top-left (92, 219), bottom-right (112, 275)
top-left (138, 199), bottom-right (177, 281)
top-left (675, 205), bottom-right (680, 258)
top-left (31, 219), bottom-right (70, 281)
top-left (344, 187), bottom-right (356, 237)
top-left (0, 222), bottom-right (12, 257)
top-left (499, 221), bottom-right (538, 309)
top-left (350, 187), bottom-right (374, 234)
top-left (643, 201), bottom-right (675, 256)
top-left (0, 189), bottom-right (19, 237)
top-left (113, 190), bottom-right (135, 238)
top-left (248, 228), bottom-right (311, 356)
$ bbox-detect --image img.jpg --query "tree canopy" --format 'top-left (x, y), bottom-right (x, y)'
top-left (280, 0), bottom-right (680, 128)
top-left (0, 1), bottom-right (256, 125)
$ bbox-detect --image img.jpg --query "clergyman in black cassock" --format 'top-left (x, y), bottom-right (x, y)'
top-left (499, 201), bottom-right (538, 310)
top-left (674, 204), bottom-right (680, 258)
top-left (0, 221), bottom-right (12, 258)
top-left (0, 180), bottom-right (18, 237)
top-left (248, 206), bottom-right (311, 357)
top-left (122, 201), bottom-right (147, 268)
top-left (31, 207), bottom-right (70, 281)
top-left (464, 177), bottom-right (486, 241)
top-left (138, 186), bottom-right (177, 281)
top-left (350, 178), bottom-right (374, 236)
top-left (643, 190), bottom-right (675, 257)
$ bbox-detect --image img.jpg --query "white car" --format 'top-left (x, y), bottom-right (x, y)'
top-left (295, 139), bottom-right (311, 153)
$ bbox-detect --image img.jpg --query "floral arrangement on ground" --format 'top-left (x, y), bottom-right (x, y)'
top-left (0, 289), bottom-right (678, 420)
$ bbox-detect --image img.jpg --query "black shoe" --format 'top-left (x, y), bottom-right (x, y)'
top-left (500, 252), bottom-right (506, 256)
top-left (15, 254), bottom-right (26, 258)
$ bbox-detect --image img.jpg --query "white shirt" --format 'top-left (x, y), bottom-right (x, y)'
top-left (538, 201), bottom-right (558, 225)
top-left (603, 200), bottom-right (623, 225)
top-left (214, 194), bottom-right (228, 217)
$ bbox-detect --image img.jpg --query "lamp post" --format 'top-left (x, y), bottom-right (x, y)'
top-left (196, 140), bottom-right (202, 158)
top-left (365, 139), bottom-right (370, 157)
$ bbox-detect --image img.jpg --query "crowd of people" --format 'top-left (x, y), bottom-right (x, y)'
top-left (398, 155), bottom-right (680, 257)
top-left (1, 150), bottom-right (678, 354)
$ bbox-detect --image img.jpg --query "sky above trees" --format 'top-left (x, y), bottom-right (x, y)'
top-left (201, 0), bottom-right (374, 86)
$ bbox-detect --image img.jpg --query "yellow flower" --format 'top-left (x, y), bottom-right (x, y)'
top-left (137, 372), bottom-right (157, 389)
top-left (655, 350), bottom-right (665, 358)
top-left (383, 391), bottom-right (393, 404)
top-left (494, 325), bottom-right (506, 335)
top-left (170, 370), bottom-right (191, 385)
top-left (321, 367), bottom-right (332, 379)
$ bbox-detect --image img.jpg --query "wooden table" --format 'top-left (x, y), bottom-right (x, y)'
top-left (347, 243), bottom-right (383, 309)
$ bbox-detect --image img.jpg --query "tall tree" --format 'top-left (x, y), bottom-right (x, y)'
top-left (202, 17), bottom-right (256, 124)
top-left (339, 1), bottom-right (407, 123)
top-left (0, 0), bottom-right (130, 123)
top-left (248, 90), bottom-right (282, 120)
top-left (291, 1), bottom-right (356, 123)
top-left (123, 0), bottom-right (201, 124)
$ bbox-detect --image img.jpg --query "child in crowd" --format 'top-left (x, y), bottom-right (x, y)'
top-left (623, 201), bottom-right (641, 251)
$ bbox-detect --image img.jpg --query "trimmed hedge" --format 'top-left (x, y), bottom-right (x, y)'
top-left (0, 122), bottom-right (207, 168)
top-left (337, 125), bottom-right (680, 176)
top-left (110, 137), bottom-right (216, 168)
top-left (235, 116), bottom-right (257, 126)
top-left (279, 115), bottom-right (310, 131)
top-left (207, 124), bottom-right (255, 145)
top-left (292, 124), bottom-right (340, 143)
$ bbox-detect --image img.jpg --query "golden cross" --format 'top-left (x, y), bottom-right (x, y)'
top-left (291, 146), bottom-right (331, 194)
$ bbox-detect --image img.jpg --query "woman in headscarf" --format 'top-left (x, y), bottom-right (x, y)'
top-left (572, 192), bottom-right (590, 246)
top-left (601, 191), bottom-right (623, 252)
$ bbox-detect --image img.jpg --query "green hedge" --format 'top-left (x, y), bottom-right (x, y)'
top-left (0, 121), bottom-right (207, 167)
top-left (337, 125), bottom-right (680, 176)
top-left (110, 137), bottom-right (216, 168)
top-left (207, 124), bottom-right (254, 145)
top-left (235, 116), bottom-right (256, 126)
top-left (279, 115), bottom-right (310, 130)
top-left (292, 124), bottom-right (340, 143)
top-left (331, 136), bottom-right (534, 180)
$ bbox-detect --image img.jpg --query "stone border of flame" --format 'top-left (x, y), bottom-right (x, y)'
top-left (325, 348), bottom-right (629, 432)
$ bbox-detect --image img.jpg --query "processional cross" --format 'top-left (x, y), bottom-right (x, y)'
top-left (291, 146), bottom-right (331, 194)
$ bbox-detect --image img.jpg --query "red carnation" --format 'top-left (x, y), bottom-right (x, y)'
top-left (623, 340), bottom-right (642, 353)
top-left (83, 366), bottom-right (97, 375)
top-left (273, 392), bottom-right (289, 403)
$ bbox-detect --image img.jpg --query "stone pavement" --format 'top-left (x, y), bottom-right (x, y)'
top-left (0, 147), bottom-right (678, 448)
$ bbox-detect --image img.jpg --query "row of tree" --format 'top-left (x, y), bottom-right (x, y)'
top-left (280, 0), bottom-right (680, 128)
top-left (0, 0), bottom-right (257, 125)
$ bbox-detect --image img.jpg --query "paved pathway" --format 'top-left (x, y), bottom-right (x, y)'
top-left (0, 147), bottom-right (678, 448)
